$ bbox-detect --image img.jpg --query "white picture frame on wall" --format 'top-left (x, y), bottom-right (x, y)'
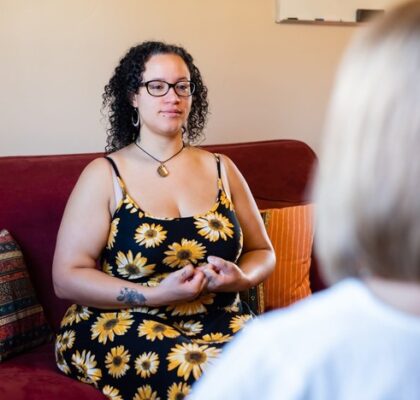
top-left (276, 0), bottom-right (396, 23)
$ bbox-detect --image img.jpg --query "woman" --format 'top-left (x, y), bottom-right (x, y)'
top-left (191, 2), bottom-right (420, 399)
top-left (52, 41), bottom-right (275, 400)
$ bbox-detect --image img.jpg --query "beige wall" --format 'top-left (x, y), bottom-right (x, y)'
top-left (0, 0), bottom-right (356, 156)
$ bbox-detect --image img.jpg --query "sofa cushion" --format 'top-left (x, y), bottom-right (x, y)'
top-left (260, 205), bottom-right (314, 309)
top-left (0, 229), bottom-right (52, 362)
top-left (0, 342), bottom-right (106, 400)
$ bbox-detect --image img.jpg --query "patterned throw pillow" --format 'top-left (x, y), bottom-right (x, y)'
top-left (260, 205), bottom-right (314, 309)
top-left (0, 229), bottom-right (52, 362)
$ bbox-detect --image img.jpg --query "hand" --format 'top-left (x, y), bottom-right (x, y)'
top-left (197, 256), bottom-right (249, 293)
top-left (156, 264), bottom-right (208, 304)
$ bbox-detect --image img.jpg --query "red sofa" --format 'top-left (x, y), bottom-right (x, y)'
top-left (0, 139), bottom-right (322, 399)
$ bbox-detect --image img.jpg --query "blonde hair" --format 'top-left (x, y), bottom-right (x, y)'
top-left (314, 0), bottom-right (420, 284)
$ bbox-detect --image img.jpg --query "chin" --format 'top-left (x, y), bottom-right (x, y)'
top-left (159, 128), bottom-right (183, 138)
top-left (162, 123), bottom-right (185, 135)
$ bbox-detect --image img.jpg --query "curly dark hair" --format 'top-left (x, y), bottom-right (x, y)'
top-left (102, 41), bottom-right (209, 153)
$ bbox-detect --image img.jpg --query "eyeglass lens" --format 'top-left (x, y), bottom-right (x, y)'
top-left (145, 80), bottom-right (195, 97)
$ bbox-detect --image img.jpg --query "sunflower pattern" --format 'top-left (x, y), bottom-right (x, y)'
top-left (102, 260), bottom-right (114, 276)
top-left (194, 212), bottom-right (234, 242)
top-left (55, 154), bottom-right (253, 399)
top-left (144, 272), bottom-right (169, 287)
top-left (61, 304), bottom-right (92, 327)
top-left (134, 351), bottom-right (160, 378)
top-left (71, 350), bottom-right (102, 386)
top-left (102, 385), bottom-right (123, 400)
top-left (91, 311), bottom-right (134, 344)
top-left (220, 190), bottom-right (234, 211)
top-left (137, 320), bottom-right (180, 341)
top-left (229, 314), bottom-right (253, 333)
top-left (105, 345), bottom-right (131, 378)
top-left (133, 384), bottom-right (159, 400)
top-left (173, 320), bottom-right (204, 336)
top-left (55, 344), bottom-right (71, 375)
top-left (166, 293), bottom-right (215, 316)
top-left (135, 223), bottom-right (167, 248)
top-left (167, 381), bottom-right (191, 399)
top-left (163, 239), bottom-right (206, 268)
top-left (193, 332), bottom-right (232, 345)
top-left (107, 218), bottom-right (120, 249)
top-left (167, 342), bottom-right (221, 380)
top-left (115, 250), bottom-right (155, 280)
top-left (56, 330), bottom-right (75, 351)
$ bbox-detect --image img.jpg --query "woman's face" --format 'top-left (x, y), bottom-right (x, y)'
top-left (134, 53), bottom-right (192, 139)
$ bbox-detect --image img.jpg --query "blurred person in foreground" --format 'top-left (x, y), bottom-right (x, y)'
top-left (190, 1), bottom-right (420, 399)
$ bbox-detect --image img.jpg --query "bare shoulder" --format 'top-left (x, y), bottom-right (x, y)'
top-left (217, 153), bottom-right (235, 168)
top-left (79, 157), bottom-right (113, 181)
top-left (183, 146), bottom-right (219, 169)
top-left (186, 145), bottom-right (213, 159)
top-left (71, 157), bottom-right (113, 202)
top-left (55, 156), bottom-right (114, 233)
top-left (217, 153), bottom-right (243, 181)
top-left (187, 147), bottom-right (237, 167)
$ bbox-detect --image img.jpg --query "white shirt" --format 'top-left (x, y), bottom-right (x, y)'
top-left (190, 279), bottom-right (420, 400)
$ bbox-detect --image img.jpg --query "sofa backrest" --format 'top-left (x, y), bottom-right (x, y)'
top-left (204, 140), bottom-right (316, 208)
top-left (0, 139), bottom-right (321, 331)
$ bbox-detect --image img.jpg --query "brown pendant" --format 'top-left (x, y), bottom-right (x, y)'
top-left (157, 164), bottom-right (169, 177)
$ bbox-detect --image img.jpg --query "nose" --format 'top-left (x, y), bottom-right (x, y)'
top-left (164, 86), bottom-right (180, 102)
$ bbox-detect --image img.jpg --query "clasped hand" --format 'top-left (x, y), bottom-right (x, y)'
top-left (157, 256), bottom-right (247, 304)
top-left (197, 256), bottom-right (247, 292)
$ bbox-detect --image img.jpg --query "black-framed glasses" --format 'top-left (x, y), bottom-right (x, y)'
top-left (139, 80), bottom-right (196, 97)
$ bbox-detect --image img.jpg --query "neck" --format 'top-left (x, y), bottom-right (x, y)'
top-left (364, 276), bottom-right (420, 316)
top-left (135, 133), bottom-right (183, 160)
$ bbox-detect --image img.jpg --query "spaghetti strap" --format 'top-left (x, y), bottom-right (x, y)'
top-left (214, 153), bottom-right (222, 179)
top-left (214, 153), bottom-right (225, 193)
top-left (104, 156), bottom-right (121, 178)
top-left (104, 156), bottom-right (127, 196)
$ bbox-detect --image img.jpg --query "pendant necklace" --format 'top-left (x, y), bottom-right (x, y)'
top-left (134, 141), bottom-right (185, 177)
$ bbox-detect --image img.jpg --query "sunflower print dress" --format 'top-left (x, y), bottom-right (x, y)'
top-left (55, 154), bottom-right (253, 400)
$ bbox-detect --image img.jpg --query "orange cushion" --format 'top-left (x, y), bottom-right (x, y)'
top-left (260, 205), bottom-right (314, 309)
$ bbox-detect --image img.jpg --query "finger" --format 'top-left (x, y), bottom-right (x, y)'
top-left (179, 264), bottom-right (195, 281)
top-left (205, 269), bottom-right (222, 291)
top-left (199, 276), bottom-right (208, 292)
top-left (206, 277), bottom-right (218, 292)
top-left (201, 266), bottom-right (218, 281)
top-left (196, 264), bottom-right (209, 272)
top-left (187, 270), bottom-right (207, 292)
top-left (193, 268), bottom-right (205, 280)
top-left (207, 256), bottom-right (226, 270)
top-left (207, 255), bottom-right (221, 264)
top-left (196, 264), bottom-right (215, 278)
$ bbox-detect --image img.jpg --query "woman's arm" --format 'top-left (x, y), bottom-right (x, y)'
top-left (52, 158), bottom-right (206, 309)
top-left (198, 155), bottom-right (275, 292)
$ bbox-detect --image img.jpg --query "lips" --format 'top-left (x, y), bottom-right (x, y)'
top-left (160, 109), bottom-right (182, 117)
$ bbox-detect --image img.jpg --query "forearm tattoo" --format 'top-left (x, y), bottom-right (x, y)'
top-left (117, 287), bottom-right (147, 306)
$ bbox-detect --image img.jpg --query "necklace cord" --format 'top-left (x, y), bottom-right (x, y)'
top-left (134, 142), bottom-right (185, 165)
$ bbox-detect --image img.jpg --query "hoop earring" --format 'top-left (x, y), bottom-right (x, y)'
top-left (132, 108), bottom-right (140, 128)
